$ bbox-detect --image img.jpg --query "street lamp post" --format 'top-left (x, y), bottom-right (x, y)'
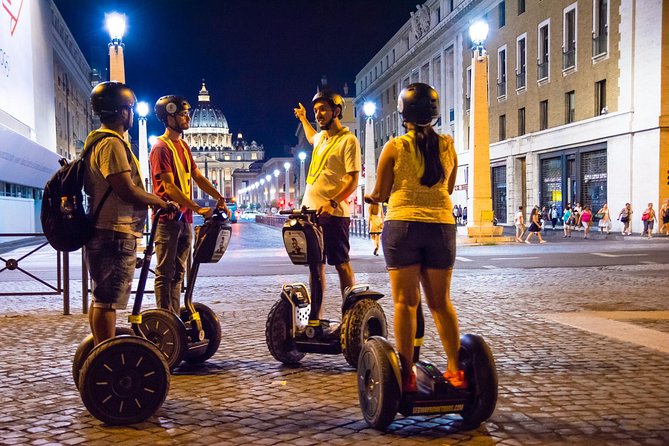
top-left (466, 21), bottom-right (501, 237)
top-left (363, 101), bottom-right (377, 218)
top-left (136, 102), bottom-right (150, 192)
top-left (283, 162), bottom-right (291, 210)
top-left (106, 12), bottom-right (126, 83)
top-left (298, 151), bottom-right (307, 202)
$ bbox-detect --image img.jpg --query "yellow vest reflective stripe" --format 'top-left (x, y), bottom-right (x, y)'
top-left (158, 136), bottom-right (191, 196)
top-left (306, 128), bottom-right (350, 185)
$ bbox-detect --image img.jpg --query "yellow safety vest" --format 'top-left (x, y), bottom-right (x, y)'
top-left (158, 136), bottom-right (191, 196)
top-left (306, 128), bottom-right (350, 185)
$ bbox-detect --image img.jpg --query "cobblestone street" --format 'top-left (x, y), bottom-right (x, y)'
top-left (1, 260), bottom-right (668, 446)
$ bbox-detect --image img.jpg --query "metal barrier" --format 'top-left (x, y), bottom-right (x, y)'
top-left (0, 233), bottom-right (70, 315)
top-left (256, 214), bottom-right (370, 238)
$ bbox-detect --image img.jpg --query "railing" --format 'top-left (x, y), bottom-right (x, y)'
top-left (562, 48), bottom-right (576, 69)
top-left (537, 60), bottom-right (549, 80)
top-left (516, 70), bottom-right (526, 89)
top-left (497, 80), bottom-right (507, 98)
top-left (256, 214), bottom-right (370, 238)
top-left (592, 32), bottom-right (607, 57)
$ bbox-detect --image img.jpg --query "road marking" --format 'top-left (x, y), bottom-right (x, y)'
top-left (456, 256), bottom-right (473, 262)
top-left (591, 253), bottom-right (648, 258)
top-left (490, 256), bottom-right (539, 261)
top-left (640, 261), bottom-right (657, 265)
top-left (482, 265), bottom-right (498, 269)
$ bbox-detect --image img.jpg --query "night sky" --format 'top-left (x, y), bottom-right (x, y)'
top-left (53, 0), bottom-right (422, 157)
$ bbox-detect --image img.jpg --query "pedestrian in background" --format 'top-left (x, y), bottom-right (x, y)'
top-left (659, 199), bottom-right (669, 235)
top-left (596, 203), bottom-right (612, 234)
top-left (452, 205), bottom-right (460, 225)
top-left (581, 205), bottom-right (593, 239)
top-left (462, 206), bottom-right (467, 225)
top-left (562, 204), bottom-right (572, 238)
top-left (574, 202), bottom-right (583, 231)
top-left (641, 203), bottom-right (657, 238)
top-left (618, 203), bottom-right (633, 235)
top-left (514, 205), bottom-right (526, 242)
top-left (524, 207), bottom-right (546, 244)
top-left (368, 202), bottom-right (383, 256)
top-left (550, 205), bottom-right (558, 230)
top-left (365, 83), bottom-right (467, 392)
top-left (541, 206), bottom-right (549, 230)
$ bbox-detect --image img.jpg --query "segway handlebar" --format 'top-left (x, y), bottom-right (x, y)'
top-left (279, 207), bottom-right (317, 216)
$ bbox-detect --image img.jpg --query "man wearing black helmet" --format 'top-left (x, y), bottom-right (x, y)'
top-left (293, 90), bottom-right (361, 332)
top-left (150, 95), bottom-right (228, 313)
top-left (84, 81), bottom-right (171, 345)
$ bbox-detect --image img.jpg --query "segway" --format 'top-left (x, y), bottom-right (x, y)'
top-left (265, 207), bottom-right (387, 367)
top-left (357, 303), bottom-right (498, 430)
top-left (72, 207), bottom-right (175, 425)
top-left (132, 208), bottom-right (231, 370)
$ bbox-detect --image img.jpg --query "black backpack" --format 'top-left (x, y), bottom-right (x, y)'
top-left (41, 134), bottom-right (122, 252)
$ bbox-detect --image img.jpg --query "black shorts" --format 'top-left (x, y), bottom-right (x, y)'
top-left (318, 216), bottom-right (351, 266)
top-left (382, 220), bottom-right (456, 270)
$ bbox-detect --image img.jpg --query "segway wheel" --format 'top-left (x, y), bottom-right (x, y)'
top-left (79, 336), bottom-right (170, 425)
top-left (265, 298), bottom-right (305, 364)
top-left (459, 333), bottom-right (498, 428)
top-left (72, 327), bottom-right (134, 390)
top-left (134, 309), bottom-right (187, 371)
top-left (357, 337), bottom-right (400, 430)
top-left (341, 299), bottom-right (387, 368)
top-left (180, 302), bottom-right (222, 364)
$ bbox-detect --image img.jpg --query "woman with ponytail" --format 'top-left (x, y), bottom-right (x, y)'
top-left (365, 83), bottom-right (465, 393)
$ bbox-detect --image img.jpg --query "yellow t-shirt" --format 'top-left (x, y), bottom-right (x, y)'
top-left (386, 131), bottom-right (457, 224)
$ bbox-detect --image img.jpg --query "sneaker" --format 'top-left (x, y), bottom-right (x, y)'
top-left (373, 248), bottom-right (379, 256)
top-left (524, 240), bottom-right (530, 244)
top-left (402, 368), bottom-right (417, 393)
top-left (443, 369), bottom-right (468, 389)
top-left (540, 240), bottom-right (547, 244)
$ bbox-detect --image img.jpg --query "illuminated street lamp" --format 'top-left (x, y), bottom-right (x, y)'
top-left (298, 151), bottom-right (307, 201)
top-left (274, 169), bottom-right (280, 205)
top-left (363, 101), bottom-right (377, 213)
top-left (148, 135), bottom-right (158, 147)
top-left (466, 20), bottom-right (500, 237)
top-left (136, 101), bottom-right (150, 192)
top-left (283, 162), bottom-right (291, 209)
top-left (105, 12), bottom-right (126, 83)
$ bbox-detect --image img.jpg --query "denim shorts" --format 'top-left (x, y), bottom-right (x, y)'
top-left (85, 230), bottom-right (137, 309)
top-left (318, 215), bottom-right (351, 266)
top-left (382, 220), bottom-right (456, 270)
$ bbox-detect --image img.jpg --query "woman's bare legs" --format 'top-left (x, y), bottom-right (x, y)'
top-left (388, 265), bottom-right (422, 375)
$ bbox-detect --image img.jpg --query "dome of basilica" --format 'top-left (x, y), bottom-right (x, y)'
top-left (189, 82), bottom-right (229, 129)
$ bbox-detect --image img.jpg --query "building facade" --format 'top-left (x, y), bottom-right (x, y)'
top-left (0, 0), bottom-right (92, 234)
top-left (183, 82), bottom-right (265, 200)
top-left (355, 0), bottom-right (668, 227)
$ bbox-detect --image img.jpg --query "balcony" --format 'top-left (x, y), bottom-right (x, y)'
top-left (592, 32), bottom-right (608, 57)
top-left (562, 47), bottom-right (576, 70)
top-left (516, 70), bottom-right (526, 89)
top-left (537, 60), bottom-right (549, 80)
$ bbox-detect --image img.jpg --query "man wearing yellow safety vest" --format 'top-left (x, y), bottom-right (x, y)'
top-left (150, 95), bottom-right (228, 313)
top-left (293, 90), bottom-right (361, 335)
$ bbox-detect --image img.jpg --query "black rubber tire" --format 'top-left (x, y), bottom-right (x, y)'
top-left (265, 298), bottom-right (305, 364)
top-left (459, 333), bottom-right (498, 428)
top-left (79, 336), bottom-right (170, 425)
top-left (341, 299), bottom-right (388, 368)
top-left (180, 303), bottom-right (222, 364)
top-left (133, 309), bottom-right (187, 371)
top-left (357, 337), bottom-right (400, 430)
top-left (72, 327), bottom-right (134, 390)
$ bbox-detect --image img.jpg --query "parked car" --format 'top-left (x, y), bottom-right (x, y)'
top-left (240, 210), bottom-right (262, 222)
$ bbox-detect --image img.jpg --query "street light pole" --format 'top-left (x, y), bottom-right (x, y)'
top-left (466, 21), bottom-right (501, 238)
top-left (363, 101), bottom-right (377, 219)
top-left (106, 13), bottom-right (126, 83)
top-left (284, 162), bottom-right (291, 209)
top-left (298, 151), bottom-right (306, 202)
top-left (136, 102), bottom-right (150, 192)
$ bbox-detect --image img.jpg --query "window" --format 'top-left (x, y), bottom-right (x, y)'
top-left (538, 21), bottom-right (550, 80)
top-left (565, 90), bottom-right (575, 123)
top-left (393, 84), bottom-right (397, 100)
top-left (540, 100), bottom-right (548, 130)
top-left (518, 108), bottom-right (526, 135)
top-left (518, 0), bottom-right (525, 14)
top-left (595, 79), bottom-right (607, 115)
top-left (563, 5), bottom-right (577, 70)
top-left (593, 0), bottom-right (608, 56)
top-left (492, 165), bottom-right (507, 223)
top-left (497, 47), bottom-right (507, 97)
top-left (449, 0), bottom-right (455, 12)
top-left (465, 66), bottom-right (472, 111)
top-left (386, 55), bottom-right (389, 68)
top-left (421, 63), bottom-right (430, 83)
top-left (516, 35), bottom-right (527, 89)
top-left (498, 1), bottom-right (506, 28)
top-left (433, 56), bottom-right (441, 90)
top-left (499, 115), bottom-right (506, 140)
top-left (392, 48), bottom-right (396, 63)
top-left (411, 69), bottom-right (419, 83)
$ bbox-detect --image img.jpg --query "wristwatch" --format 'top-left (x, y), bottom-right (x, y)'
top-left (329, 199), bottom-right (338, 209)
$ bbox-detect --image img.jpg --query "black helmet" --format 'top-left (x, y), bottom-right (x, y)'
top-left (154, 95), bottom-right (191, 124)
top-left (312, 90), bottom-right (345, 119)
top-left (90, 81), bottom-right (136, 119)
top-left (397, 83), bottom-right (439, 125)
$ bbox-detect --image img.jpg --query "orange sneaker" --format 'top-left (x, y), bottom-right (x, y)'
top-left (443, 369), bottom-right (468, 389)
top-left (402, 368), bottom-right (417, 393)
